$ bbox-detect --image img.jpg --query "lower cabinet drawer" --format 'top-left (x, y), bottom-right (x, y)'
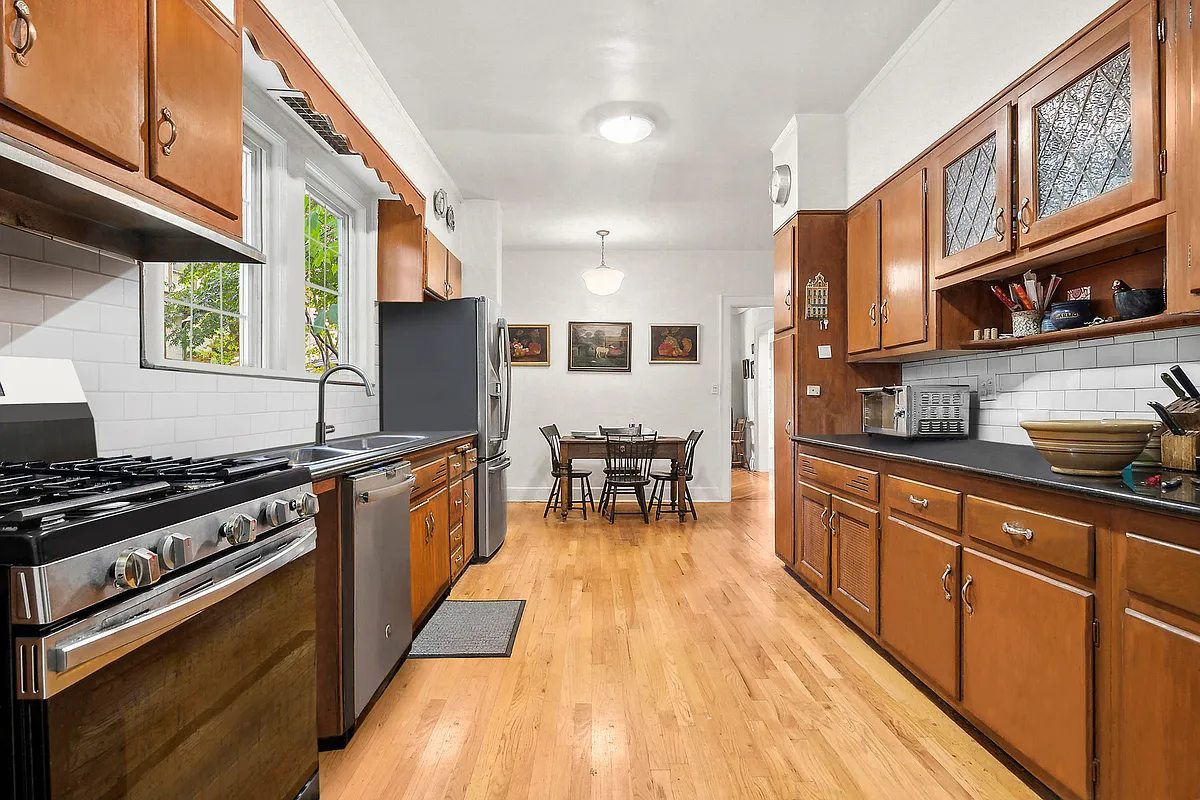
top-left (961, 548), bottom-right (1093, 800)
top-left (451, 544), bottom-right (466, 580)
top-left (796, 452), bottom-right (879, 502)
top-left (880, 515), bottom-right (960, 699)
top-left (885, 475), bottom-right (961, 531)
top-left (450, 523), bottom-right (464, 552)
top-left (965, 495), bottom-right (1094, 578)
top-left (449, 480), bottom-right (464, 525)
top-left (413, 458), bottom-right (448, 497)
top-left (1125, 533), bottom-right (1200, 617)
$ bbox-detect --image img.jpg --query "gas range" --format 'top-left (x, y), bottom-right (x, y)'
top-left (1, 454), bottom-right (317, 626)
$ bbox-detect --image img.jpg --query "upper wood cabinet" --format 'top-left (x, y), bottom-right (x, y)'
top-left (831, 495), bottom-right (880, 633)
top-left (378, 200), bottom-right (425, 302)
top-left (796, 481), bottom-right (831, 594)
top-left (880, 515), bottom-right (961, 700)
top-left (424, 230), bottom-right (452, 300)
top-left (1015, 0), bottom-right (1160, 249)
top-left (846, 200), bottom-right (881, 355)
top-left (773, 332), bottom-right (796, 565)
top-left (773, 218), bottom-right (797, 332)
top-left (0, 0), bottom-right (145, 170)
top-left (961, 548), bottom-right (1093, 800)
top-left (880, 169), bottom-right (928, 349)
top-left (930, 105), bottom-right (1014, 278)
top-left (149, 0), bottom-right (243, 219)
top-left (447, 250), bottom-right (462, 299)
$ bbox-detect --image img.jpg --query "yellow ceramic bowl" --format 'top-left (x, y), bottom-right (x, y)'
top-left (1020, 419), bottom-right (1156, 476)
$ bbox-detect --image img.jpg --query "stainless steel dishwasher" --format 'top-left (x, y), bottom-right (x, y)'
top-left (342, 461), bottom-right (415, 726)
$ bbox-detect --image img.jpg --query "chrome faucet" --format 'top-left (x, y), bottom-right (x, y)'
top-left (315, 364), bottom-right (375, 446)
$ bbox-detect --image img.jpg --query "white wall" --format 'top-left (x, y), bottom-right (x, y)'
top-left (458, 200), bottom-right (503, 303)
top-left (902, 329), bottom-right (1200, 445)
top-left (844, 0), bottom-right (1112, 204)
top-left (771, 114), bottom-right (848, 232)
top-left (502, 249), bottom-right (772, 503)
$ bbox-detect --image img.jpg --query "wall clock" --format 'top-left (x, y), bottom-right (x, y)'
top-left (445, 204), bottom-right (456, 231)
top-left (432, 188), bottom-right (448, 219)
top-left (769, 165), bottom-right (792, 206)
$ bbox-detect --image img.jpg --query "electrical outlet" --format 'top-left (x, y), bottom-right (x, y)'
top-left (979, 377), bottom-right (998, 401)
top-left (806, 385), bottom-right (821, 396)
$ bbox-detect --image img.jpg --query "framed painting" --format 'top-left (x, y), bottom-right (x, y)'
top-left (567, 322), bottom-right (632, 372)
top-left (508, 324), bottom-right (550, 366)
top-left (649, 324), bottom-right (699, 364)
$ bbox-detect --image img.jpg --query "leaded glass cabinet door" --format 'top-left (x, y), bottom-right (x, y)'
top-left (930, 104), bottom-right (1014, 278)
top-left (1016, 0), bottom-right (1160, 248)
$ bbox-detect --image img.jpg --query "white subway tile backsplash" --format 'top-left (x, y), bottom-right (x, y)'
top-left (1079, 368), bottom-right (1115, 389)
top-left (1050, 370), bottom-right (1080, 390)
top-left (1094, 389), bottom-right (1136, 412)
top-left (9, 323), bottom-right (73, 358)
top-left (1180, 336), bottom-right (1200, 362)
top-left (72, 269), bottom-right (124, 305)
top-left (44, 239), bottom-right (100, 272)
top-left (1034, 351), bottom-right (1064, 371)
top-left (1022, 372), bottom-right (1052, 391)
top-left (1009, 354), bottom-right (1036, 372)
top-left (1133, 338), bottom-right (1176, 365)
top-left (1063, 347), bottom-right (1097, 369)
top-left (124, 393), bottom-right (153, 420)
top-left (0, 227), bottom-right (44, 260)
top-left (0, 288), bottom-right (43, 326)
top-left (73, 331), bottom-right (129, 363)
top-left (10, 258), bottom-right (72, 297)
top-left (1096, 343), bottom-right (1133, 367)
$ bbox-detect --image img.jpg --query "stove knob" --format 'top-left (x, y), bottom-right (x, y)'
top-left (263, 499), bottom-right (290, 527)
top-left (158, 533), bottom-right (193, 570)
top-left (114, 548), bottom-right (161, 589)
top-left (299, 492), bottom-right (319, 517)
top-left (222, 513), bottom-right (257, 545)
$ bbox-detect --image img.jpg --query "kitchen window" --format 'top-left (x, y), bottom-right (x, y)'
top-left (303, 190), bottom-right (347, 373)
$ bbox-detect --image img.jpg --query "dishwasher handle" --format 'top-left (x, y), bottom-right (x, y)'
top-left (357, 474), bottom-right (415, 504)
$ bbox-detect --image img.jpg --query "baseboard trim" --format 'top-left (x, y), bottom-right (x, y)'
top-left (507, 485), bottom-right (729, 503)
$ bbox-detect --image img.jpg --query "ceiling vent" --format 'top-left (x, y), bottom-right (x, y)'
top-left (269, 90), bottom-right (356, 156)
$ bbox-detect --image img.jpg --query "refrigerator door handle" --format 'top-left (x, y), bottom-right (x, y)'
top-left (498, 318), bottom-right (512, 441)
top-left (487, 456), bottom-right (511, 473)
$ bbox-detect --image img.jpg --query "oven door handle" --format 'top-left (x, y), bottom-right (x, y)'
top-left (48, 526), bottom-right (318, 674)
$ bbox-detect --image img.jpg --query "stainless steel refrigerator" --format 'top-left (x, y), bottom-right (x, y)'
top-left (378, 297), bottom-right (511, 558)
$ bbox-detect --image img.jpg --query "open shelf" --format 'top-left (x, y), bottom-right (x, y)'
top-left (959, 311), bottom-right (1200, 350)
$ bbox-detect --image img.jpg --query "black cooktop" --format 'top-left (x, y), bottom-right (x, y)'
top-left (0, 455), bottom-right (311, 566)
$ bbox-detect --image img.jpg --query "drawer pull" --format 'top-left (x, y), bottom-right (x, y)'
top-left (940, 564), bottom-right (953, 601)
top-left (1002, 521), bottom-right (1034, 541)
top-left (961, 574), bottom-right (974, 615)
top-left (909, 494), bottom-right (929, 509)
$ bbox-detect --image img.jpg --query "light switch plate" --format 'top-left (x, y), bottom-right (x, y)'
top-left (806, 385), bottom-right (821, 396)
top-left (817, 345), bottom-right (832, 359)
top-left (711, 384), bottom-right (719, 395)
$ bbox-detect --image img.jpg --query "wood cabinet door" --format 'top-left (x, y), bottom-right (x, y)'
top-left (429, 486), bottom-right (451, 601)
top-left (377, 201), bottom-right (425, 302)
top-left (409, 487), bottom-right (449, 626)
top-left (831, 495), bottom-right (880, 633)
top-left (880, 515), bottom-right (960, 699)
top-left (1117, 606), bottom-right (1200, 799)
top-left (773, 332), bottom-right (796, 564)
top-left (0, 0), bottom-right (144, 170)
top-left (796, 481), bottom-right (831, 594)
top-left (149, 0), bottom-right (243, 218)
top-left (773, 218), bottom-right (796, 332)
top-left (961, 549), bottom-right (1093, 800)
top-left (879, 168), bottom-right (928, 350)
top-left (446, 251), bottom-right (463, 300)
top-left (1015, 0), bottom-right (1160, 248)
top-left (929, 104), bottom-right (1014, 278)
top-left (462, 473), bottom-right (476, 563)
top-left (424, 231), bottom-right (449, 299)
top-left (846, 200), bottom-right (881, 354)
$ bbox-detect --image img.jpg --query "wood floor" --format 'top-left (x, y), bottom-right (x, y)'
top-left (319, 471), bottom-right (1040, 800)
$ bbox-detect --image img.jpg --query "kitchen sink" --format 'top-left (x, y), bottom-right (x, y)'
top-left (286, 446), bottom-right (358, 464)
top-left (334, 434), bottom-right (427, 450)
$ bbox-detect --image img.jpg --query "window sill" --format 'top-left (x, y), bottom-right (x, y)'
top-left (139, 354), bottom-right (374, 386)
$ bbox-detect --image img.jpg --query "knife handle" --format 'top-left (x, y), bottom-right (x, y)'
top-left (1162, 373), bottom-right (1188, 400)
top-left (1170, 365), bottom-right (1200, 399)
top-left (1148, 401), bottom-right (1186, 436)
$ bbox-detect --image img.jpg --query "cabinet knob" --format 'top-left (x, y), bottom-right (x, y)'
top-left (159, 107), bottom-right (178, 156)
top-left (11, 1), bottom-right (35, 66)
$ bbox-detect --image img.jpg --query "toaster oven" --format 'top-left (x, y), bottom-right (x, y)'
top-left (857, 385), bottom-right (971, 439)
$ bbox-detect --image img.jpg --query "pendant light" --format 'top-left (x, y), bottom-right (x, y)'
top-left (581, 229), bottom-right (624, 296)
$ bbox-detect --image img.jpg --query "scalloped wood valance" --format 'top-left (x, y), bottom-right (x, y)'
top-left (243, 0), bottom-right (424, 218)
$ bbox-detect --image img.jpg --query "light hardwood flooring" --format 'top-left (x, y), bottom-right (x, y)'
top-left (320, 471), bottom-right (1040, 799)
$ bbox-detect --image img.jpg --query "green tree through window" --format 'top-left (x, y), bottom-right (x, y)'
top-left (164, 263), bottom-right (243, 366)
top-left (305, 193), bottom-right (343, 373)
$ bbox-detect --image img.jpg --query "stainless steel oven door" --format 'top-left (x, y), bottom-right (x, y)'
top-left (12, 520), bottom-right (319, 800)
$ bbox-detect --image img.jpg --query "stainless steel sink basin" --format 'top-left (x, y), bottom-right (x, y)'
top-left (334, 434), bottom-right (426, 451)
top-left (286, 446), bottom-right (357, 464)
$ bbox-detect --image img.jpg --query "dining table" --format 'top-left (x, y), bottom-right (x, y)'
top-left (557, 435), bottom-right (689, 521)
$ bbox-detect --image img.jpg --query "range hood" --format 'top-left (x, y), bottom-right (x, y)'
top-left (0, 132), bottom-right (264, 264)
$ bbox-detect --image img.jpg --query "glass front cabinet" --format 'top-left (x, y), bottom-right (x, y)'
top-left (1015, 0), bottom-right (1160, 248)
top-left (930, 105), bottom-right (1014, 278)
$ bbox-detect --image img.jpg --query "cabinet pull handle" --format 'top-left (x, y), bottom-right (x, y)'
top-left (11, 0), bottom-right (35, 66)
top-left (784, 289), bottom-right (792, 309)
top-left (961, 575), bottom-right (974, 615)
top-left (908, 494), bottom-right (929, 509)
top-left (1002, 521), bottom-right (1033, 541)
top-left (880, 298), bottom-right (889, 324)
top-left (464, 491), bottom-right (470, 503)
top-left (784, 419), bottom-right (792, 435)
top-left (1018, 198), bottom-right (1032, 234)
top-left (820, 506), bottom-right (829, 534)
top-left (159, 108), bottom-right (179, 156)
top-left (829, 510), bottom-right (839, 536)
top-left (941, 564), bottom-right (953, 601)
top-left (869, 302), bottom-right (877, 326)
top-left (993, 205), bottom-right (1005, 241)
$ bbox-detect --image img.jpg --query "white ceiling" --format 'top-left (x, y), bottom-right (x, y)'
top-left (331, 0), bottom-right (940, 251)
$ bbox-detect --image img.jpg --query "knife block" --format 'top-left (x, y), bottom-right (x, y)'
top-left (1160, 431), bottom-right (1200, 471)
top-left (1165, 398), bottom-right (1200, 430)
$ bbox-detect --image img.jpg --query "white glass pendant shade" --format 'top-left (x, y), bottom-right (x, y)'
top-left (582, 229), bottom-right (624, 295)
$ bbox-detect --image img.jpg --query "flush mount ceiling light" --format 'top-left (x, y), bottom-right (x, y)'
top-left (597, 115), bottom-right (655, 144)
top-left (581, 230), bottom-right (624, 295)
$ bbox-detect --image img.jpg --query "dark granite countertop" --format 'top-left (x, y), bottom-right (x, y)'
top-left (792, 434), bottom-right (1200, 520)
